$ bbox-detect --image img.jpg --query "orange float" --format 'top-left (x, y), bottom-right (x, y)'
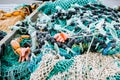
top-left (10, 35), bottom-right (31, 62)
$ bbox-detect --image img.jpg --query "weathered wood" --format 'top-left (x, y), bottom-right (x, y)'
top-left (0, 30), bottom-right (18, 57)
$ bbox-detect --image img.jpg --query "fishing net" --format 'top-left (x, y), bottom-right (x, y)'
top-left (30, 50), bottom-right (69, 80)
top-left (0, 38), bottom-right (32, 80)
top-left (30, 52), bottom-right (120, 80)
top-left (36, 3), bottom-right (120, 56)
top-left (1, 1), bottom-right (120, 80)
top-left (30, 3), bottom-right (120, 80)
top-left (38, 0), bottom-right (97, 15)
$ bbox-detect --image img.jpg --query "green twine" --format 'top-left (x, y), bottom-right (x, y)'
top-left (46, 58), bottom-right (74, 80)
top-left (0, 39), bottom-right (31, 80)
top-left (38, 0), bottom-right (97, 15)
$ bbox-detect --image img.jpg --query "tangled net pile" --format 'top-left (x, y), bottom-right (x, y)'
top-left (1, 0), bottom-right (120, 80)
top-left (30, 52), bottom-right (120, 80)
top-left (34, 3), bottom-right (120, 56)
top-left (30, 3), bottom-right (120, 80)
top-left (0, 39), bottom-right (31, 80)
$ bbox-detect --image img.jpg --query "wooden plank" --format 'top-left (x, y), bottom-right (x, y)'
top-left (0, 30), bottom-right (18, 46)
top-left (0, 30), bottom-right (18, 57)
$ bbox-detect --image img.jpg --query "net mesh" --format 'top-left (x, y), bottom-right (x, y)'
top-left (38, 0), bottom-right (97, 15)
top-left (1, 1), bottom-right (120, 80)
top-left (0, 39), bottom-right (31, 80)
top-left (30, 52), bottom-right (120, 80)
top-left (36, 3), bottom-right (120, 55)
top-left (30, 53), bottom-right (64, 80)
top-left (30, 3), bottom-right (120, 80)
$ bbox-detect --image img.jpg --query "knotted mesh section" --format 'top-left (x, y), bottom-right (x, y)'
top-left (38, 0), bottom-right (97, 15)
top-left (0, 39), bottom-right (31, 80)
top-left (30, 52), bottom-right (120, 80)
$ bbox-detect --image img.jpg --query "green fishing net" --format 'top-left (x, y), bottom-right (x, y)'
top-left (38, 0), bottom-right (97, 15)
top-left (46, 59), bottom-right (74, 80)
top-left (0, 39), bottom-right (31, 80)
top-left (36, 3), bottom-right (120, 55)
top-left (31, 3), bottom-right (120, 79)
top-left (1, 0), bottom-right (120, 80)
